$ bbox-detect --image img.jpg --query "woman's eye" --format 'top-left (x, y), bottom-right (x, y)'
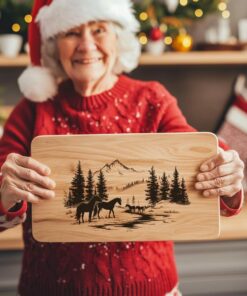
top-left (65, 31), bottom-right (80, 37)
top-left (93, 27), bottom-right (105, 35)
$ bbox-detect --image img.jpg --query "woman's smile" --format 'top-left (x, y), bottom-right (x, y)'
top-left (72, 57), bottom-right (103, 65)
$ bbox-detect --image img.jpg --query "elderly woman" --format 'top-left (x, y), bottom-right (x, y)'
top-left (0, 0), bottom-right (244, 295)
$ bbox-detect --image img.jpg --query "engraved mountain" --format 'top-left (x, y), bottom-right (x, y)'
top-left (94, 159), bottom-right (144, 176)
top-left (93, 159), bottom-right (146, 192)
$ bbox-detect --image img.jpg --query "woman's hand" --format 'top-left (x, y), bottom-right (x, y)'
top-left (195, 148), bottom-right (244, 207)
top-left (0, 153), bottom-right (56, 211)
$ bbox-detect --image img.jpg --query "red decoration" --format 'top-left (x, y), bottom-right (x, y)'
top-left (149, 27), bottom-right (164, 41)
top-left (0, 199), bottom-right (27, 219)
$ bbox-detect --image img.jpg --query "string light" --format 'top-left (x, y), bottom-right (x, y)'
top-left (218, 2), bottom-right (227, 11)
top-left (12, 23), bottom-right (21, 33)
top-left (139, 33), bottom-right (148, 45)
top-left (193, 0), bottom-right (199, 2)
top-left (195, 9), bottom-right (203, 18)
top-left (139, 12), bottom-right (148, 21)
top-left (164, 36), bottom-right (173, 45)
top-left (182, 36), bottom-right (192, 49)
top-left (222, 10), bottom-right (230, 19)
top-left (160, 23), bottom-right (167, 33)
top-left (24, 14), bottom-right (32, 23)
top-left (180, 0), bottom-right (188, 6)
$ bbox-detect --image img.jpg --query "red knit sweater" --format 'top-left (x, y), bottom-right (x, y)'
top-left (0, 75), bottom-right (242, 296)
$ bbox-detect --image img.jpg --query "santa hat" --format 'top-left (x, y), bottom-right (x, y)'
top-left (18, 0), bottom-right (140, 103)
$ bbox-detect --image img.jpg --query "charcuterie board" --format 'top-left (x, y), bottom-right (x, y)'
top-left (31, 132), bottom-right (219, 242)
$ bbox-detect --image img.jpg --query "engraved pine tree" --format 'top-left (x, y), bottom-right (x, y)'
top-left (159, 172), bottom-right (170, 201)
top-left (179, 178), bottom-right (190, 205)
top-left (96, 171), bottom-right (108, 201)
top-left (145, 166), bottom-right (159, 207)
top-left (170, 167), bottom-right (180, 203)
top-left (86, 169), bottom-right (94, 201)
top-left (65, 161), bottom-right (85, 207)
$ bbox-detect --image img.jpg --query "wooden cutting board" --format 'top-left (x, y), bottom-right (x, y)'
top-left (31, 132), bottom-right (220, 242)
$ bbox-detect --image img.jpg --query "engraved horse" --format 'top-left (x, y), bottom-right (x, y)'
top-left (135, 205), bottom-right (146, 214)
top-left (125, 204), bottom-right (136, 213)
top-left (76, 196), bottom-right (101, 224)
top-left (126, 204), bottom-right (147, 214)
top-left (94, 197), bottom-right (122, 218)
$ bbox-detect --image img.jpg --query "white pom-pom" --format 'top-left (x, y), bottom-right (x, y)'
top-left (18, 66), bottom-right (58, 102)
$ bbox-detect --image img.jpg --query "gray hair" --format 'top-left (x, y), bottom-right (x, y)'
top-left (41, 23), bottom-right (141, 80)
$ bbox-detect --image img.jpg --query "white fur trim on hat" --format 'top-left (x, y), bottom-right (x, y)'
top-left (36, 0), bottom-right (140, 40)
top-left (18, 67), bottom-right (57, 102)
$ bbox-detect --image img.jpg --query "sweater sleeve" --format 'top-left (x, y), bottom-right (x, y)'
top-left (0, 99), bottom-right (35, 231)
top-left (155, 84), bottom-right (196, 133)
top-left (153, 82), bottom-right (243, 217)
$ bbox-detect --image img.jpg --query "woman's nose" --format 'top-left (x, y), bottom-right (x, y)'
top-left (77, 30), bottom-right (97, 52)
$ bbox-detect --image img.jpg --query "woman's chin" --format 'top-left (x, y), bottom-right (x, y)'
top-left (72, 65), bottom-right (106, 79)
top-left (72, 60), bottom-right (104, 70)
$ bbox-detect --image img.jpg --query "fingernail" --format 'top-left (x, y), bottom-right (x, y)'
top-left (201, 165), bottom-right (208, 172)
top-left (49, 180), bottom-right (56, 189)
top-left (197, 174), bottom-right (204, 181)
top-left (32, 197), bottom-right (40, 203)
top-left (195, 182), bottom-right (203, 189)
top-left (44, 167), bottom-right (51, 175)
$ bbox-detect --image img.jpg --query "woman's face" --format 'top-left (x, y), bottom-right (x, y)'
top-left (56, 21), bottom-right (118, 85)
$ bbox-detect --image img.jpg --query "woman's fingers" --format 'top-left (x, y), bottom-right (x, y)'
top-left (6, 177), bottom-right (55, 201)
top-left (195, 173), bottom-right (242, 190)
top-left (200, 148), bottom-right (235, 172)
top-left (0, 153), bottom-right (56, 213)
top-left (196, 148), bottom-right (244, 198)
top-left (5, 181), bottom-right (55, 204)
top-left (19, 180), bottom-right (56, 200)
top-left (198, 163), bottom-right (233, 181)
top-left (7, 153), bottom-right (51, 176)
top-left (195, 173), bottom-right (243, 198)
top-left (200, 183), bottom-right (242, 197)
top-left (14, 166), bottom-right (56, 190)
top-left (197, 163), bottom-right (243, 183)
top-left (2, 154), bottom-right (56, 190)
top-left (3, 183), bottom-right (40, 204)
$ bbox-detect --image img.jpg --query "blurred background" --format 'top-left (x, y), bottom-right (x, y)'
top-left (0, 1), bottom-right (247, 295)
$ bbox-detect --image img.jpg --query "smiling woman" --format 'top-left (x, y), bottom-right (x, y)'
top-left (39, 20), bottom-right (139, 99)
top-left (56, 22), bottom-right (118, 96)
top-left (18, 0), bottom-right (141, 103)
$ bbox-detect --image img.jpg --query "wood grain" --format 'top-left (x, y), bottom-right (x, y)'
top-left (0, 225), bottom-right (23, 250)
top-left (2, 204), bottom-right (247, 250)
top-left (140, 51), bottom-right (247, 65)
top-left (31, 132), bottom-right (219, 242)
top-left (2, 52), bottom-right (247, 67)
top-left (0, 54), bottom-right (30, 67)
